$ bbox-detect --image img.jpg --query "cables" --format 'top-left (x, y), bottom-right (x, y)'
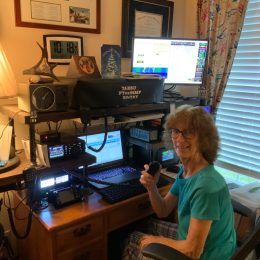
top-left (0, 110), bottom-right (22, 141)
top-left (163, 84), bottom-right (184, 102)
top-left (4, 167), bottom-right (38, 240)
top-left (85, 117), bottom-right (108, 152)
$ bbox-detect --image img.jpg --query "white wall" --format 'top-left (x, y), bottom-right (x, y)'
top-left (0, 0), bottom-right (198, 144)
top-left (0, 0), bottom-right (197, 83)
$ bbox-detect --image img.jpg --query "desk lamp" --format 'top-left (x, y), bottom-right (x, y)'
top-left (0, 43), bottom-right (20, 173)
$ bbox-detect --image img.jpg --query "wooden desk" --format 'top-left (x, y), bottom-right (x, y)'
top-left (1, 104), bottom-right (171, 259)
top-left (0, 152), bottom-right (29, 189)
top-left (13, 183), bottom-right (170, 260)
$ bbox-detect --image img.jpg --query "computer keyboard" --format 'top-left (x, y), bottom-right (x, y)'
top-left (88, 166), bottom-right (137, 180)
top-left (98, 176), bottom-right (170, 204)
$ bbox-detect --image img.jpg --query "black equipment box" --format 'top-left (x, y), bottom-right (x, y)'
top-left (47, 137), bottom-right (85, 162)
top-left (128, 137), bottom-right (179, 168)
top-left (74, 78), bottom-right (165, 109)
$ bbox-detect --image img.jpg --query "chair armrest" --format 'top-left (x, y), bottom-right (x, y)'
top-left (142, 243), bottom-right (192, 260)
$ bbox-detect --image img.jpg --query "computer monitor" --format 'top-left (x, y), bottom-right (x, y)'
top-left (157, 148), bottom-right (179, 168)
top-left (131, 37), bottom-right (208, 85)
top-left (78, 130), bottom-right (124, 170)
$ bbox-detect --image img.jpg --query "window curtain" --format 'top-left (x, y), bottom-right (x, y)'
top-left (197, 0), bottom-right (248, 111)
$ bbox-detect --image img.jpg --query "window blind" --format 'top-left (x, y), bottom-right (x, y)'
top-left (216, 0), bottom-right (260, 175)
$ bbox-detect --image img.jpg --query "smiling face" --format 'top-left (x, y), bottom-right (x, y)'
top-left (164, 105), bottom-right (220, 165)
top-left (170, 124), bottom-right (199, 162)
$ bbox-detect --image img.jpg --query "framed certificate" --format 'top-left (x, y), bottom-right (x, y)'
top-left (121, 0), bottom-right (174, 58)
top-left (43, 35), bottom-right (83, 64)
top-left (15, 0), bottom-right (101, 34)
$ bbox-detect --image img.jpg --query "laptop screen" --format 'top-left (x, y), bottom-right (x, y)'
top-left (78, 130), bottom-right (124, 169)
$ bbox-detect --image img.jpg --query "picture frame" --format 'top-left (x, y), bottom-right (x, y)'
top-left (14, 0), bottom-right (101, 34)
top-left (43, 35), bottom-right (84, 64)
top-left (121, 0), bottom-right (174, 58)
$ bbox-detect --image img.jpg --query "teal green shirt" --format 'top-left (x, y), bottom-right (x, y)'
top-left (170, 165), bottom-right (236, 260)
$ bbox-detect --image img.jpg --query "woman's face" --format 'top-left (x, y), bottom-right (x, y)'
top-left (170, 124), bottom-right (199, 161)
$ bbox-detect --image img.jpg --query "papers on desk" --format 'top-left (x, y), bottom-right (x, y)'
top-left (0, 124), bottom-right (12, 165)
top-left (161, 168), bottom-right (178, 180)
top-left (21, 139), bottom-right (50, 167)
top-left (116, 113), bottom-right (164, 124)
top-left (230, 182), bottom-right (260, 211)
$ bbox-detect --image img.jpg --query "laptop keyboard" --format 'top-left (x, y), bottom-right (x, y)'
top-left (88, 166), bottom-right (137, 180)
top-left (98, 176), bottom-right (170, 204)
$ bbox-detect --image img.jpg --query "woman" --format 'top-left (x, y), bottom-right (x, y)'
top-left (122, 105), bottom-right (236, 260)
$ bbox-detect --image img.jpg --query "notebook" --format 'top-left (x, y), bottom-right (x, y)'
top-left (78, 130), bottom-right (141, 189)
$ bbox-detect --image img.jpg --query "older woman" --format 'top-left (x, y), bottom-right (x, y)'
top-left (122, 105), bottom-right (236, 260)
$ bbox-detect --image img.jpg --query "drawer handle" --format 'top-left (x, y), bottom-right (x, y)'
top-left (73, 224), bottom-right (91, 237)
top-left (74, 251), bottom-right (90, 260)
top-left (138, 201), bottom-right (151, 211)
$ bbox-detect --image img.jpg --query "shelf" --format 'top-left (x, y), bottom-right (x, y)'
top-left (0, 103), bottom-right (170, 124)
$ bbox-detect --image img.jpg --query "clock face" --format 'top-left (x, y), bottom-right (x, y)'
top-left (50, 40), bottom-right (79, 59)
top-left (31, 86), bottom-right (55, 111)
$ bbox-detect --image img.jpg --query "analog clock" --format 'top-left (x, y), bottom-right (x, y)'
top-left (31, 86), bottom-right (55, 111)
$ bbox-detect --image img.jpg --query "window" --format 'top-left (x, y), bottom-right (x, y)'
top-left (216, 0), bottom-right (260, 179)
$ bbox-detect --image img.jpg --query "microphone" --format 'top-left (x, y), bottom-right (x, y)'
top-left (147, 161), bottom-right (161, 176)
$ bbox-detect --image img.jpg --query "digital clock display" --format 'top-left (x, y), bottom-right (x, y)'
top-left (50, 40), bottom-right (80, 59)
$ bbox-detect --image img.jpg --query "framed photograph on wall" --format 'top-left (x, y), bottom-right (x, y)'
top-left (15, 0), bottom-right (101, 33)
top-left (121, 0), bottom-right (174, 57)
top-left (43, 35), bottom-right (84, 64)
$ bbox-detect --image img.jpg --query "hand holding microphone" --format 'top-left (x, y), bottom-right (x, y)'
top-left (140, 161), bottom-right (161, 190)
top-left (147, 161), bottom-right (161, 176)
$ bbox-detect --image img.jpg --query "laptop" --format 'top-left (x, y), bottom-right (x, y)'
top-left (78, 130), bottom-right (141, 189)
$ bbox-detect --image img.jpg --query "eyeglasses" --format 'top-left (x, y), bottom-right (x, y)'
top-left (169, 128), bottom-right (195, 139)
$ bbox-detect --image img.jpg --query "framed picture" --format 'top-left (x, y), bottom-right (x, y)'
top-left (43, 35), bottom-right (84, 64)
top-left (14, 0), bottom-right (101, 33)
top-left (121, 0), bottom-right (174, 57)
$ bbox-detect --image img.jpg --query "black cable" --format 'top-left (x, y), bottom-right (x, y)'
top-left (2, 235), bottom-right (16, 259)
top-left (47, 122), bottom-right (51, 131)
top-left (56, 120), bottom-right (62, 131)
top-left (0, 110), bottom-right (21, 141)
top-left (7, 207), bottom-right (33, 240)
top-left (86, 117), bottom-right (108, 152)
top-left (164, 84), bottom-right (177, 91)
top-left (6, 167), bottom-right (38, 240)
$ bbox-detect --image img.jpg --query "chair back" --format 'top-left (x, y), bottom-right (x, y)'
top-left (231, 219), bottom-right (260, 260)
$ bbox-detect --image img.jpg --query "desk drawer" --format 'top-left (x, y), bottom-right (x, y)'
top-left (57, 239), bottom-right (105, 260)
top-left (56, 216), bottom-right (104, 251)
top-left (108, 198), bottom-right (152, 231)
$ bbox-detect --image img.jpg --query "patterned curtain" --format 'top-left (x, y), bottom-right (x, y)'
top-left (197, 0), bottom-right (248, 111)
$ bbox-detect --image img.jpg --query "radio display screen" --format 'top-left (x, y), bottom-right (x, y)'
top-left (40, 174), bottom-right (69, 189)
top-left (49, 145), bottom-right (64, 159)
top-left (40, 177), bottom-right (55, 189)
top-left (56, 174), bottom-right (69, 184)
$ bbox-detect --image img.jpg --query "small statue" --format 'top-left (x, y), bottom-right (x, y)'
top-left (23, 42), bottom-right (59, 82)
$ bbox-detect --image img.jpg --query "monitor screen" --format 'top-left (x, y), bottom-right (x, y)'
top-left (131, 37), bottom-right (208, 84)
top-left (157, 148), bottom-right (179, 167)
top-left (78, 130), bottom-right (124, 169)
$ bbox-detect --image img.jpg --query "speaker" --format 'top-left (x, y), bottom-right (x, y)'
top-left (18, 83), bottom-right (69, 112)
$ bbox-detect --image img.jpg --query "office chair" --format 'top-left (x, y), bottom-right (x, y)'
top-left (143, 201), bottom-right (260, 260)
